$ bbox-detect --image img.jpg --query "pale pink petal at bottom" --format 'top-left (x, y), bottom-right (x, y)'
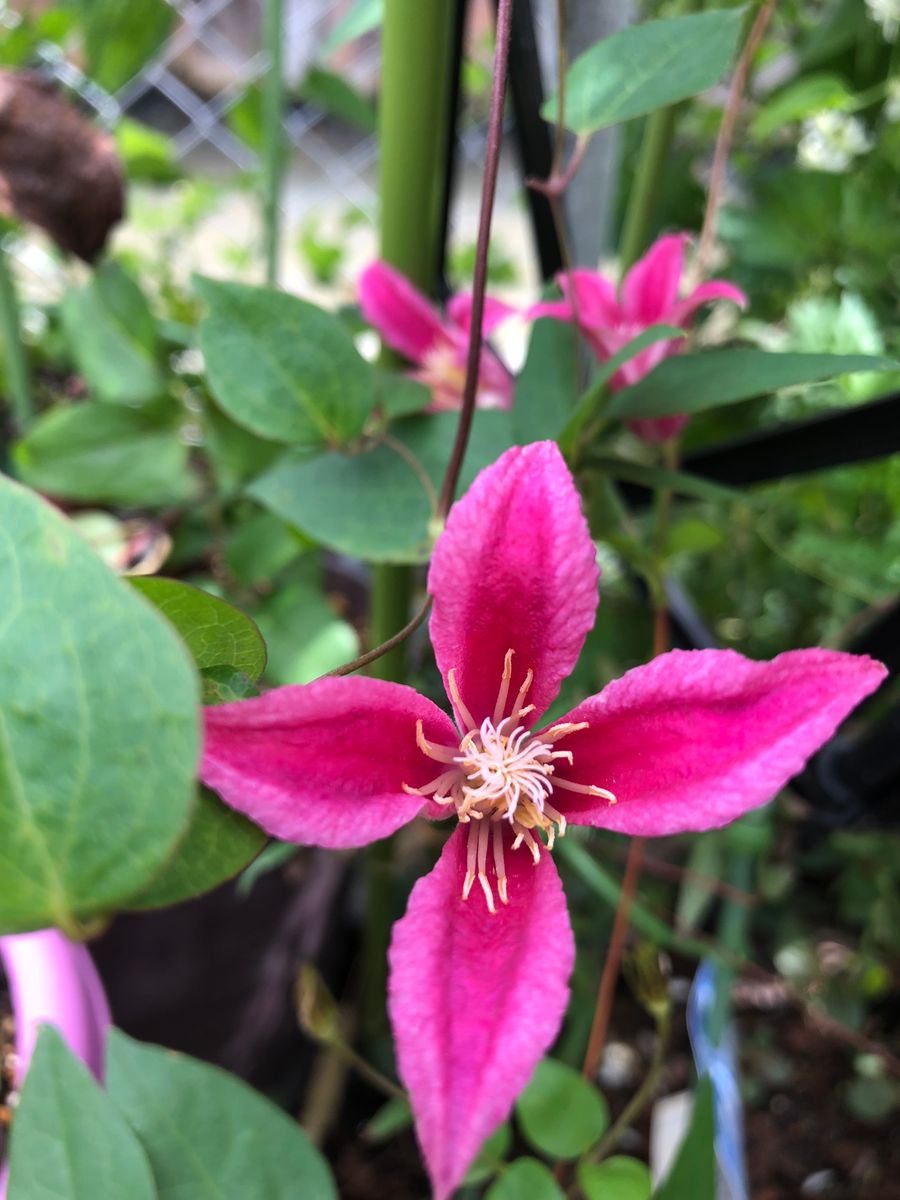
top-left (671, 279), bottom-right (748, 326)
top-left (388, 826), bottom-right (574, 1200)
top-left (620, 234), bottom-right (687, 324)
top-left (547, 648), bottom-right (886, 835)
top-left (428, 441), bottom-right (599, 728)
top-left (0, 930), bottom-right (110, 1086)
top-left (446, 293), bottom-right (518, 337)
top-left (202, 677), bottom-right (459, 847)
top-left (358, 260), bottom-right (448, 363)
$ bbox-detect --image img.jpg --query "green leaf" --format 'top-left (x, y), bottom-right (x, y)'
top-left (512, 316), bottom-right (579, 444)
top-left (13, 402), bottom-right (195, 507)
top-left (376, 371), bottom-right (432, 418)
top-left (250, 411), bottom-right (514, 563)
top-left (653, 1077), bottom-right (715, 1200)
top-left (60, 262), bottom-right (164, 406)
top-left (608, 350), bottom-right (899, 421)
top-left (236, 839), bottom-right (299, 897)
top-left (587, 456), bottom-right (744, 504)
top-left (485, 1157), bottom-right (565, 1200)
top-left (464, 1122), bottom-right (513, 1185)
top-left (7, 1026), bottom-right (156, 1199)
top-left (0, 476), bottom-right (199, 932)
top-left (107, 1030), bottom-right (338, 1199)
top-left (128, 577), bottom-right (267, 681)
top-left (226, 511), bottom-right (304, 586)
top-left (75, 0), bottom-right (173, 91)
top-left (255, 566), bottom-right (358, 684)
top-left (363, 1096), bottom-right (413, 1142)
top-left (299, 66), bottom-right (376, 132)
top-left (578, 1156), bottom-right (652, 1200)
top-left (750, 73), bottom-right (854, 141)
top-left (543, 8), bottom-right (746, 134)
top-left (197, 277), bottom-right (374, 447)
top-left (115, 117), bottom-right (180, 183)
top-left (199, 667), bottom-right (260, 705)
top-left (559, 325), bottom-right (686, 450)
top-left (319, 0), bottom-right (383, 54)
top-left (125, 787), bottom-right (265, 910)
top-left (675, 834), bottom-right (726, 933)
top-left (516, 1058), bottom-right (609, 1160)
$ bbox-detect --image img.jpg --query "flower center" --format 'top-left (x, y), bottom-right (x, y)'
top-left (404, 649), bottom-right (616, 913)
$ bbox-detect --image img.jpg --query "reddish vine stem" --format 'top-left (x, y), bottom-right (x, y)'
top-left (326, 0), bottom-right (515, 680)
top-left (437, 0), bottom-right (515, 518)
top-left (694, 0), bottom-right (777, 281)
top-left (581, 837), bottom-right (648, 1081)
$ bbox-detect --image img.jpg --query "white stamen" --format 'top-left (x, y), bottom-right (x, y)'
top-left (409, 652), bottom-right (615, 911)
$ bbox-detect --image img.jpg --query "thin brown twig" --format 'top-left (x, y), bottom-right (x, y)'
top-left (581, 837), bottom-right (647, 1081)
top-left (327, 596), bottom-right (432, 678)
top-left (437, 0), bottom-right (515, 518)
top-left (694, 0), bottom-right (777, 282)
top-left (326, 0), bottom-right (515, 679)
top-left (606, 842), bottom-right (759, 909)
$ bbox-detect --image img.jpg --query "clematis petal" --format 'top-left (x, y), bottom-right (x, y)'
top-left (358, 260), bottom-right (448, 363)
top-left (388, 826), bottom-right (574, 1200)
top-left (548, 648), bottom-right (887, 835)
top-left (446, 292), bottom-right (518, 337)
top-left (557, 267), bottom-right (621, 330)
top-left (671, 279), bottom-right (748, 327)
top-left (620, 234), bottom-right (688, 324)
top-left (201, 678), bottom-right (459, 847)
top-left (428, 441), bottom-right (599, 727)
top-left (0, 930), bottom-right (110, 1086)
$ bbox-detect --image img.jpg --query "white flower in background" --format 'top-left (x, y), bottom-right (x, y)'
top-left (797, 111), bottom-right (873, 173)
top-left (865, 0), bottom-right (900, 42)
top-left (886, 78), bottom-right (900, 123)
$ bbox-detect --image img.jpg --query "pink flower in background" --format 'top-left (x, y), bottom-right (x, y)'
top-left (529, 234), bottom-right (747, 441)
top-left (358, 260), bottom-right (516, 412)
top-left (0, 930), bottom-right (110, 1197)
top-left (201, 441), bottom-right (884, 1200)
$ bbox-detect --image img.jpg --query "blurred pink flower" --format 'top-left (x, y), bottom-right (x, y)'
top-left (529, 234), bottom-right (747, 441)
top-left (358, 260), bottom-right (516, 412)
top-left (201, 441), bottom-right (883, 1199)
top-left (0, 930), bottom-right (110, 1197)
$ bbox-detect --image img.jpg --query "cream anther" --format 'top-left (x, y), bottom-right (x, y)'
top-left (406, 652), bottom-right (616, 913)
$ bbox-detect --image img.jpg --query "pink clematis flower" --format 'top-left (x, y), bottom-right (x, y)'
top-left (529, 233), bottom-right (747, 442)
top-left (359, 260), bottom-right (516, 412)
top-left (201, 441), bottom-right (884, 1200)
top-left (0, 930), bottom-right (110, 1197)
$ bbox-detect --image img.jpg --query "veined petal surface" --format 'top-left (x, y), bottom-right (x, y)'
top-left (548, 649), bottom-right (887, 835)
top-left (388, 826), bottom-right (574, 1200)
top-left (202, 678), bottom-right (458, 846)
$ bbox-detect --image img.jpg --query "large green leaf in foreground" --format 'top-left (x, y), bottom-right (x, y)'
top-left (6, 1027), bottom-right (156, 1200)
top-left (108, 1030), bottom-right (338, 1199)
top-left (0, 475), bottom-right (199, 931)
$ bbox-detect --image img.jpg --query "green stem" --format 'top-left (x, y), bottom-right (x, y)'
top-left (362, 0), bottom-right (460, 1040)
top-left (0, 239), bottom-right (33, 426)
top-left (709, 839), bottom-right (757, 1043)
top-left (590, 1008), bottom-right (672, 1164)
top-left (379, 0), bottom-right (457, 291)
top-left (618, 104), bottom-right (678, 273)
top-left (262, 0), bottom-right (285, 287)
top-left (367, 564), bottom-right (413, 682)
